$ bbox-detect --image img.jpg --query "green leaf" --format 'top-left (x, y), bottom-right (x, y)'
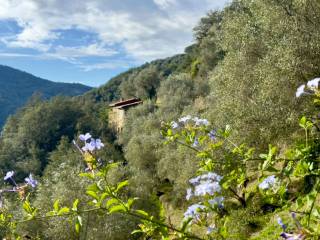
top-left (53, 200), bottom-right (60, 212)
top-left (312, 207), bottom-right (320, 218)
top-left (131, 229), bottom-right (143, 235)
top-left (222, 124), bottom-right (231, 137)
top-left (75, 222), bottom-right (80, 234)
top-left (79, 172), bottom-right (95, 179)
top-left (75, 216), bottom-right (82, 234)
top-left (181, 218), bottom-right (192, 232)
top-left (135, 210), bottom-right (149, 217)
top-left (58, 207), bottom-right (70, 215)
top-left (86, 190), bottom-right (99, 200)
top-left (106, 198), bottom-right (119, 208)
top-left (102, 163), bottom-right (119, 175)
top-left (99, 192), bottom-right (109, 202)
top-left (126, 198), bottom-right (137, 209)
top-left (77, 216), bottom-right (83, 226)
top-left (108, 204), bottom-right (127, 214)
top-left (116, 180), bottom-right (129, 192)
top-left (23, 200), bottom-right (33, 214)
top-left (46, 211), bottom-right (56, 217)
top-left (299, 116), bottom-right (307, 127)
top-left (72, 199), bottom-right (79, 212)
top-left (259, 154), bottom-right (268, 159)
top-left (87, 183), bottom-right (100, 192)
top-left (314, 98), bottom-right (320, 104)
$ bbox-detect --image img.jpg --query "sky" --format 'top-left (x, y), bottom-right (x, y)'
top-left (0, 0), bottom-right (229, 87)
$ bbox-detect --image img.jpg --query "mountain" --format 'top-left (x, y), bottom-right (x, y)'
top-left (0, 65), bottom-right (92, 127)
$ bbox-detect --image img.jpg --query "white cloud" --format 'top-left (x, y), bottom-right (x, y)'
top-left (0, 0), bottom-right (230, 63)
top-left (153, 0), bottom-right (177, 9)
top-left (79, 60), bottom-right (134, 72)
top-left (0, 52), bottom-right (34, 58)
top-left (52, 43), bottom-right (117, 59)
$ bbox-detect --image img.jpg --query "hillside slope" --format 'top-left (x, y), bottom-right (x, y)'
top-left (0, 65), bottom-right (91, 126)
top-left (84, 53), bottom-right (194, 103)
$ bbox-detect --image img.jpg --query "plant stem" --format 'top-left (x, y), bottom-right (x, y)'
top-left (14, 207), bottom-right (101, 224)
top-left (307, 180), bottom-right (320, 227)
top-left (176, 140), bottom-right (201, 153)
top-left (229, 187), bottom-right (246, 207)
top-left (305, 128), bottom-right (308, 148)
top-left (125, 211), bottom-right (204, 240)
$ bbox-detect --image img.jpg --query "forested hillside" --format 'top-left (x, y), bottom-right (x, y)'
top-left (1, 0), bottom-right (320, 239)
top-left (0, 65), bottom-right (91, 127)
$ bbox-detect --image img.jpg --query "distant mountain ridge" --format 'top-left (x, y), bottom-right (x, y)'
top-left (0, 65), bottom-right (92, 127)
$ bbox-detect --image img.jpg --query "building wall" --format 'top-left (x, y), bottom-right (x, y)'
top-left (108, 108), bottom-right (125, 133)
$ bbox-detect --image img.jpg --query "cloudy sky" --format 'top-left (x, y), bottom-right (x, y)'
top-left (0, 0), bottom-right (229, 87)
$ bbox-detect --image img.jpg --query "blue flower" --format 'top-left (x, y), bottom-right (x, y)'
top-left (4, 171), bottom-right (14, 181)
top-left (186, 188), bottom-right (193, 200)
top-left (192, 138), bottom-right (199, 147)
top-left (171, 121), bottom-right (179, 129)
top-left (189, 176), bottom-right (201, 185)
top-left (259, 175), bottom-right (277, 190)
top-left (208, 130), bottom-right (217, 140)
top-left (206, 225), bottom-right (216, 234)
top-left (94, 139), bottom-right (104, 150)
top-left (82, 138), bottom-right (104, 152)
top-left (193, 117), bottom-right (209, 126)
top-left (201, 172), bottom-right (223, 182)
top-left (178, 115), bottom-right (192, 123)
top-left (307, 77), bottom-right (320, 89)
top-left (194, 181), bottom-right (221, 196)
top-left (25, 174), bottom-right (38, 188)
top-left (209, 196), bottom-right (224, 208)
top-left (82, 142), bottom-right (95, 152)
top-left (295, 84), bottom-right (306, 98)
top-left (79, 133), bottom-right (92, 142)
top-left (278, 213), bottom-right (305, 239)
top-left (280, 232), bottom-right (304, 240)
top-left (291, 212), bottom-right (302, 230)
top-left (277, 217), bottom-right (286, 230)
top-left (184, 203), bottom-right (206, 221)
top-left (189, 172), bottom-right (223, 197)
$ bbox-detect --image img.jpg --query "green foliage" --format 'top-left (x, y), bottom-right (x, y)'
top-left (206, 0), bottom-right (320, 148)
top-left (85, 54), bottom-right (193, 103)
top-left (3, 1), bottom-right (320, 239)
top-left (0, 96), bottom-right (114, 178)
top-left (120, 65), bottom-right (162, 99)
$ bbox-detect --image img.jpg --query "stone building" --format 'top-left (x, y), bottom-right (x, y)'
top-left (108, 98), bottom-right (142, 133)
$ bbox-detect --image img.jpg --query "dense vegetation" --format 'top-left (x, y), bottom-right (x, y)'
top-left (1, 0), bottom-right (320, 239)
top-left (0, 65), bottom-right (91, 127)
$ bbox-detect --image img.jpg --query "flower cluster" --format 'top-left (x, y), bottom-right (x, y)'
top-left (296, 77), bottom-right (320, 97)
top-left (78, 133), bottom-right (104, 152)
top-left (73, 133), bottom-right (105, 172)
top-left (186, 172), bottom-right (223, 200)
top-left (25, 174), bottom-right (38, 188)
top-left (1, 171), bottom-right (38, 201)
top-left (4, 171), bottom-right (38, 188)
top-left (258, 175), bottom-right (278, 190)
top-left (171, 115), bottom-right (210, 129)
top-left (278, 213), bottom-right (305, 240)
top-left (183, 203), bottom-right (206, 221)
top-left (208, 196), bottom-right (224, 208)
top-left (208, 130), bottom-right (217, 140)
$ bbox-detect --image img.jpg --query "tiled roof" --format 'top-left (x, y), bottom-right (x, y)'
top-left (109, 98), bottom-right (142, 109)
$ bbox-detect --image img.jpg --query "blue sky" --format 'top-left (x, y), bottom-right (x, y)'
top-left (0, 0), bottom-right (229, 87)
